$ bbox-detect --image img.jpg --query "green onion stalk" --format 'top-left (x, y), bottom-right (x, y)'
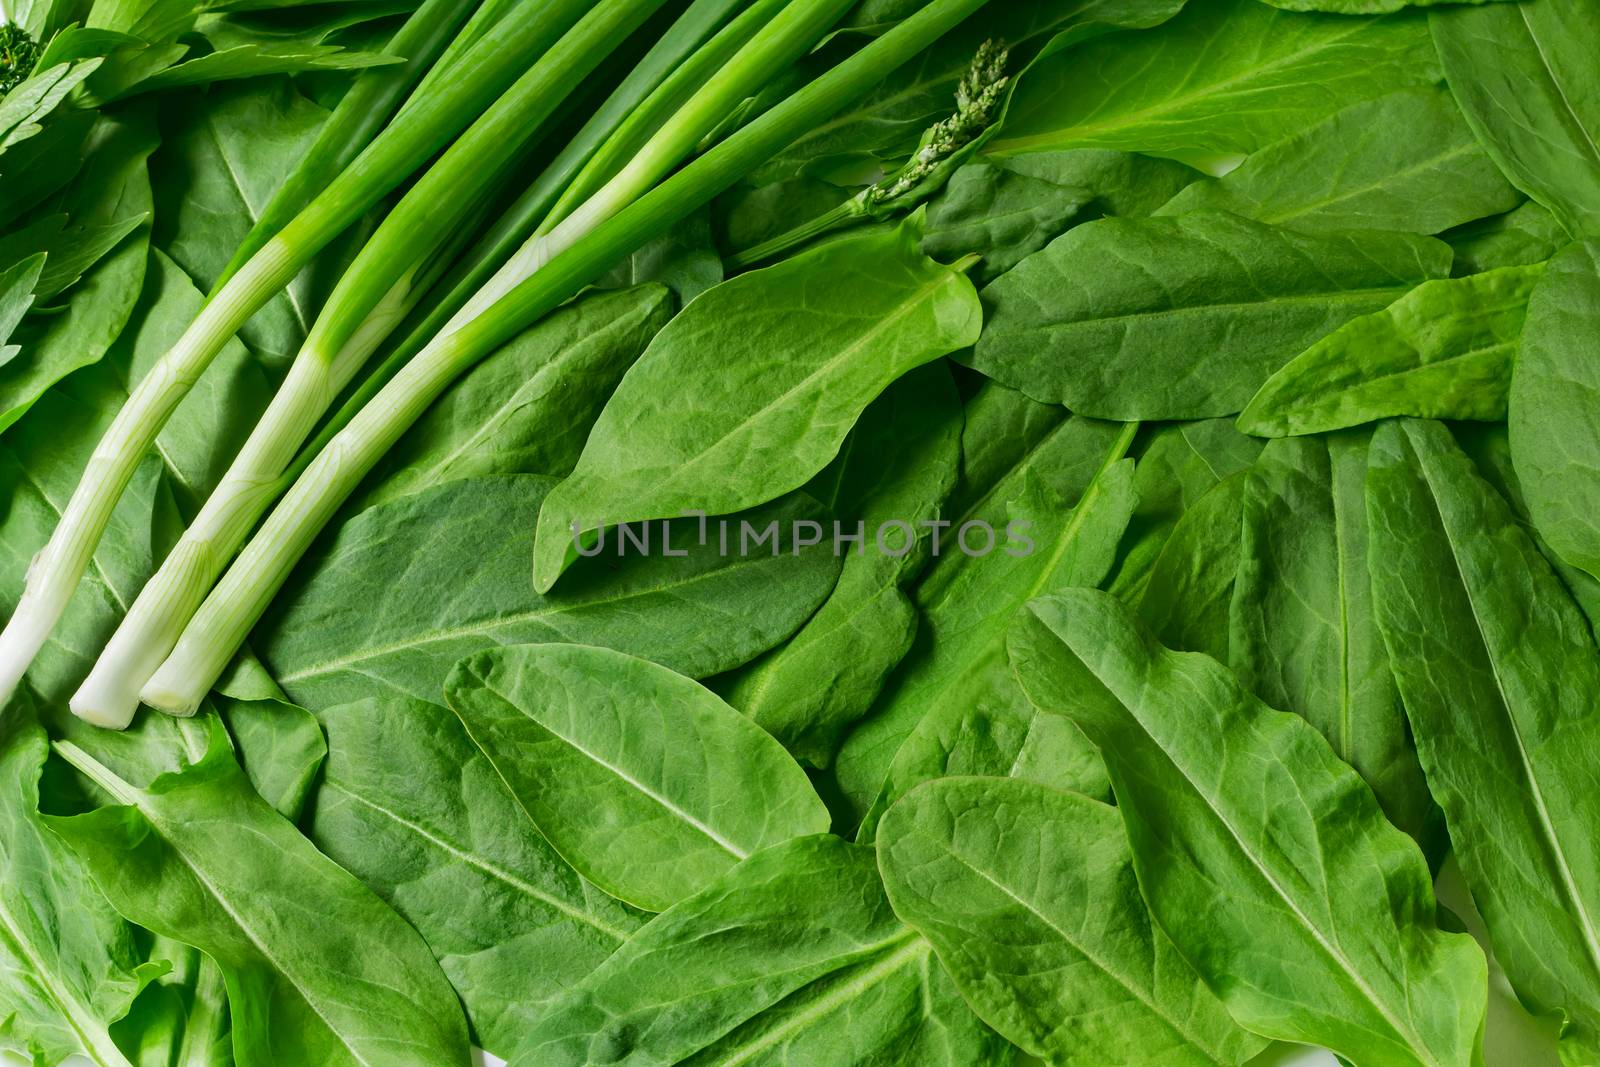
top-left (0, 0), bottom-right (593, 707)
top-left (141, 0), bottom-right (999, 716)
top-left (277, 0), bottom-right (781, 502)
top-left (69, 0), bottom-right (682, 728)
top-left (86, 0), bottom-right (837, 726)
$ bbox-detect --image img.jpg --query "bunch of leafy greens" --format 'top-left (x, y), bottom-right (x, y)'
top-left (1, 0), bottom-right (1598, 1064)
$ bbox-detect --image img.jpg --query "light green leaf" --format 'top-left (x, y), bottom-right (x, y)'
top-left (531, 217), bottom-right (981, 592)
top-left (0, 59), bottom-right (100, 151)
top-left (0, 253), bottom-right (43, 369)
top-left (1433, 0), bottom-right (1600, 237)
top-left (1233, 434), bottom-right (1437, 849)
top-left (1010, 588), bottom-right (1488, 1066)
top-left (259, 476), bottom-right (842, 711)
top-left (846, 425), bottom-right (1138, 840)
top-left (356, 284), bottom-right (674, 513)
top-left (448, 644), bottom-right (831, 912)
top-left (1446, 201), bottom-right (1568, 275)
top-left (48, 723), bottom-right (472, 1067)
top-left (308, 697), bottom-right (645, 1056)
top-left (1510, 241), bottom-right (1600, 580)
top-left (1106, 419), bottom-right (1264, 602)
top-left (1135, 471), bottom-right (1247, 664)
top-left (968, 212), bottom-right (1452, 419)
top-left (877, 776), bottom-right (1265, 1067)
top-left (513, 835), bottom-right (1012, 1067)
top-left (1240, 263), bottom-right (1543, 437)
top-left (0, 689), bottom-right (154, 1067)
top-left (990, 0), bottom-right (1439, 166)
top-left (1367, 418), bottom-right (1600, 1063)
top-left (1155, 88), bottom-right (1519, 235)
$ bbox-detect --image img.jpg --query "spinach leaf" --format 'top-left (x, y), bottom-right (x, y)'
top-left (751, 0), bottom-right (1185, 184)
top-left (0, 114), bottom-right (152, 434)
top-left (1234, 434), bottom-right (1437, 849)
top-left (1010, 588), bottom-right (1489, 1066)
top-left (531, 216), bottom-right (981, 592)
top-left (1134, 471), bottom-right (1247, 663)
top-left (1456, 423), bottom-right (1600, 634)
top-left (720, 363), bottom-right (963, 767)
top-left (149, 79), bottom-right (329, 367)
top-left (1155, 88), bottom-right (1519, 235)
top-left (923, 149), bottom-right (1196, 284)
top-left (877, 776), bottom-right (1265, 1067)
top-left (1261, 0), bottom-right (1513, 12)
top-left (1433, 0), bottom-right (1600, 237)
top-left (308, 697), bottom-right (645, 1056)
top-left (990, 0), bottom-right (1439, 165)
top-left (1510, 241), bottom-right (1600, 580)
top-left (447, 644), bottom-right (831, 912)
top-left (258, 475), bottom-right (843, 711)
top-left (0, 690), bottom-right (156, 1067)
top-left (1239, 263), bottom-right (1543, 437)
top-left (1367, 418), bottom-right (1600, 1062)
top-left (0, 252), bottom-right (42, 368)
top-left (355, 284), bottom-right (674, 512)
top-left (845, 426), bottom-right (1137, 839)
top-left (1446, 201), bottom-right (1568, 275)
top-left (969, 212), bottom-right (1452, 419)
top-left (1106, 419), bottom-right (1264, 602)
top-left (513, 835), bottom-right (1011, 1067)
top-left (48, 721), bottom-right (473, 1067)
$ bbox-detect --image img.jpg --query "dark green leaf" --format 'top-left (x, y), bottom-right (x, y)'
top-left (969, 212), bottom-right (1452, 419)
top-left (259, 475), bottom-right (843, 711)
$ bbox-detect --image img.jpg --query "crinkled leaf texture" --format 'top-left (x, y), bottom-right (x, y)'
top-left (877, 776), bottom-right (1265, 1066)
top-left (1240, 264), bottom-right (1542, 437)
top-left (446, 643), bottom-right (831, 912)
top-left (531, 214), bottom-right (981, 591)
top-left (46, 721), bottom-right (472, 1067)
top-left (258, 475), bottom-right (842, 711)
top-left (1009, 588), bottom-right (1488, 1066)
top-left (513, 835), bottom-right (1011, 1067)
top-left (1367, 418), bottom-right (1600, 1063)
top-left (1510, 242), bottom-right (1600, 581)
top-left (969, 212), bottom-right (1452, 419)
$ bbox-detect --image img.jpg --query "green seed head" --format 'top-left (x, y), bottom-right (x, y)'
top-left (1, 23), bottom-right (39, 96)
top-left (869, 39), bottom-right (1009, 205)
